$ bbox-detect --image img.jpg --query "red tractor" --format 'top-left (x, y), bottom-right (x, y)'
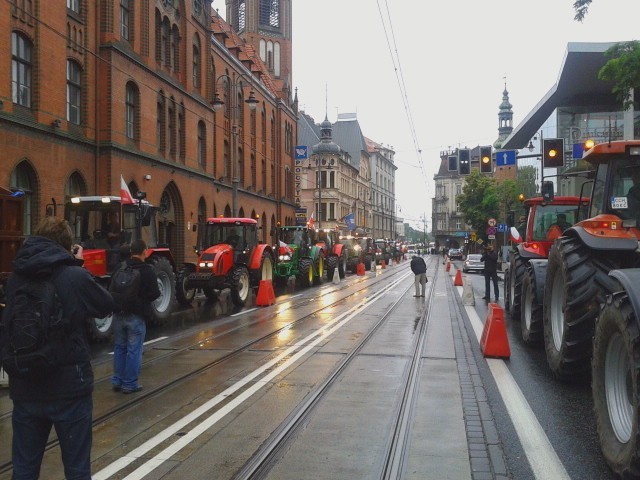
top-left (504, 195), bottom-right (586, 343)
top-left (65, 194), bottom-right (178, 341)
top-left (314, 228), bottom-right (348, 280)
top-left (176, 217), bottom-right (274, 307)
top-left (523, 141), bottom-right (640, 476)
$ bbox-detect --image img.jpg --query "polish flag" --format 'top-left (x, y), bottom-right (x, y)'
top-left (278, 240), bottom-right (293, 255)
top-left (120, 175), bottom-right (135, 204)
top-left (308, 212), bottom-right (315, 229)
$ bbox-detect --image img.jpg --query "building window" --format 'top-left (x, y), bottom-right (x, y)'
top-left (125, 82), bottom-right (138, 140)
top-left (197, 121), bottom-right (206, 169)
top-left (11, 32), bottom-right (32, 108)
top-left (259, 0), bottom-right (279, 28)
top-left (120, 0), bottom-right (130, 41)
top-left (237, 0), bottom-right (246, 31)
top-left (192, 34), bottom-right (201, 89)
top-left (456, 184), bottom-right (461, 195)
top-left (67, 0), bottom-right (79, 14)
top-left (67, 60), bottom-right (81, 125)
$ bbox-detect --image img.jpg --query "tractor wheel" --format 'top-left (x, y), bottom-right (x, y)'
top-left (338, 251), bottom-right (348, 279)
top-left (258, 251), bottom-right (274, 283)
top-left (297, 257), bottom-right (313, 288)
top-left (507, 250), bottom-right (526, 321)
top-left (313, 256), bottom-right (324, 285)
top-left (87, 313), bottom-right (113, 343)
top-left (149, 256), bottom-right (176, 324)
top-left (175, 267), bottom-right (196, 306)
top-left (543, 237), bottom-right (620, 381)
top-left (521, 264), bottom-right (543, 347)
top-left (230, 266), bottom-right (250, 307)
top-left (592, 292), bottom-right (640, 478)
top-left (325, 255), bottom-right (338, 280)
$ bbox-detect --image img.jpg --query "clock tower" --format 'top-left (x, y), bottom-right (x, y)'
top-left (225, 0), bottom-right (292, 99)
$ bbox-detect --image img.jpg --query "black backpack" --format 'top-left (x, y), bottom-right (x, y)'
top-left (0, 271), bottom-right (67, 378)
top-left (109, 263), bottom-right (141, 312)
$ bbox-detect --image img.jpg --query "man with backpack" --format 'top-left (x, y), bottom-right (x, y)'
top-left (0, 216), bottom-right (115, 479)
top-left (110, 239), bottom-right (160, 394)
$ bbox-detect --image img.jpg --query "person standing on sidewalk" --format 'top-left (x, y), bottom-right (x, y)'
top-left (410, 255), bottom-right (428, 297)
top-left (1, 216), bottom-right (115, 479)
top-left (111, 239), bottom-right (160, 394)
top-left (481, 244), bottom-right (499, 302)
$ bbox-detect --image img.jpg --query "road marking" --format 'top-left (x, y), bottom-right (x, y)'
top-left (94, 273), bottom-right (411, 480)
top-left (108, 337), bottom-right (168, 355)
top-left (458, 286), bottom-right (570, 480)
top-left (231, 307), bottom-right (258, 317)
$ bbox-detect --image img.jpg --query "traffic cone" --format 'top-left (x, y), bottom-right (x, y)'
top-left (357, 263), bottom-right (365, 276)
top-left (445, 261), bottom-right (451, 272)
top-left (332, 268), bottom-right (340, 284)
top-left (454, 270), bottom-right (463, 286)
top-left (480, 303), bottom-right (510, 358)
top-left (255, 279), bottom-right (275, 306)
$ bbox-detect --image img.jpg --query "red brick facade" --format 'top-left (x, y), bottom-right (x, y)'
top-left (0, 1), bottom-right (297, 265)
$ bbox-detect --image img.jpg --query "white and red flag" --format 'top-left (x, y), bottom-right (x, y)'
top-left (278, 240), bottom-right (293, 255)
top-left (120, 175), bottom-right (135, 204)
top-left (308, 212), bottom-right (315, 229)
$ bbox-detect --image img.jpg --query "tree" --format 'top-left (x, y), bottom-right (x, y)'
top-left (456, 170), bottom-right (500, 240)
top-left (573, 0), bottom-right (592, 21)
top-left (598, 41), bottom-right (640, 111)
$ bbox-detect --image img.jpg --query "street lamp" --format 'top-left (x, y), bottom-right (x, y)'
top-left (211, 73), bottom-right (259, 217)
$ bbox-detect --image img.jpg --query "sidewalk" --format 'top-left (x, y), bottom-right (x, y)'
top-left (411, 258), bottom-right (509, 480)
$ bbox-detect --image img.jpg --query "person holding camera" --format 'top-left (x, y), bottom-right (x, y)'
top-left (481, 244), bottom-right (499, 302)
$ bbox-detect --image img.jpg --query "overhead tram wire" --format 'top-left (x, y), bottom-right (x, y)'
top-left (376, 0), bottom-right (429, 196)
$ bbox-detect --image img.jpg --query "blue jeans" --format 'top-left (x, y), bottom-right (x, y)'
top-left (112, 313), bottom-right (146, 391)
top-left (12, 395), bottom-right (93, 479)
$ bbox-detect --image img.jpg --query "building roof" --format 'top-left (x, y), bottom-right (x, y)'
top-left (502, 42), bottom-right (619, 150)
top-left (332, 113), bottom-right (368, 169)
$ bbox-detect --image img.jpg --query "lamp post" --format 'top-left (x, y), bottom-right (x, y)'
top-left (211, 73), bottom-right (259, 217)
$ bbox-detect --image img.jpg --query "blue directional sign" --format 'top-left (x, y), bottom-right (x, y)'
top-left (295, 145), bottom-right (308, 159)
top-left (572, 142), bottom-right (584, 160)
top-left (496, 150), bottom-right (516, 166)
top-left (497, 223), bottom-right (508, 233)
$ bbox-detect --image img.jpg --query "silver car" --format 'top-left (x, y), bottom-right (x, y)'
top-left (462, 254), bottom-right (484, 274)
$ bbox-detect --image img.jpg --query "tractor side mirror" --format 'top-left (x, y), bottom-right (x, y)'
top-left (542, 181), bottom-right (555, 203)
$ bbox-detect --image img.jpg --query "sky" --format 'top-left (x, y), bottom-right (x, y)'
top-left (215, 0), bottom-right (640, 231)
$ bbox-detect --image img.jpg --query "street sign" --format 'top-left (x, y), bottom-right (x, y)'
top-left (497, 223), bottom-right (508, 233)
top-left (471, 232), bottom-right (477, 241)
top-left (476, 238), bottom-right (484, 245)
top-left (488, 218), bottom-right (497, 227)
top-left (488, 234), bottom-right (496, 240)
top-left (294, 146), bottom-right (308, 159)
top-left (496, 150), bottom-right (516, 166)
top-left (486, 226), bottom-right (497, 235)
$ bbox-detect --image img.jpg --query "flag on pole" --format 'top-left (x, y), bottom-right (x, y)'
top-left (278, 240), bottom-right (293, 255)
top-left (120, 175), bottom-right (134, 204)
top-left (344, 213), bottom-right (356, 231)
top-left (308, 212), bottom-right (315, 229)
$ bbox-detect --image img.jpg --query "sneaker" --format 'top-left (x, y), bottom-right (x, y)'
top-left (121, 385), bottom-right (143, 394)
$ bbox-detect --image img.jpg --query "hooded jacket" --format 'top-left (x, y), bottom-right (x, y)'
top-left (118, 257), bottom-right (161, 318)
top-left (1, 236), bottom-right (115, 401)
top-left (410, 256), bottom-right (427, 275)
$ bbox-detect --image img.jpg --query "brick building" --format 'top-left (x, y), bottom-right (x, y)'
top-left (0, 0), bottom-right (297, 265)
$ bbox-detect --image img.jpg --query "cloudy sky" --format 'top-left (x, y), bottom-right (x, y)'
top-left (216, 0), bottom-right (640, 230)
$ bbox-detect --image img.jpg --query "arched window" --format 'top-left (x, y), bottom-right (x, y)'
top-left (10, 161), bottom-right (35, 235)
top-left (192, 34), bottom-right (201, 89)
top-left (67, 60), bottom-right (82, 125)
top-left (197, 121), bottom-right (206, 169)
top-left (198, 197), bottom-right (207, 224)
top-left (157, 93), bottom-right (166, 153)
top-left (168, 100), bottom-right (176, 158)
top-left (224, 140), bottom-right (231, 180)
top-left (162, 18), bottom-right (171, 67)
top-left (11, 32), bottom-right (32, 108)
top-left (65, 171), bottom-right (86, 200)
top-left (171, 24), bottom-right (180, 73)
top-left (125, 82), bottom-right (139, 141)
top-left (178, 104), bottom-right (186, 163)
top-left (120, 0), bottom-right (131, 41)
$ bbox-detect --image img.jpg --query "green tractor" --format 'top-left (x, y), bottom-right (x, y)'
top-left (274, 226), bottom-right (325, 288)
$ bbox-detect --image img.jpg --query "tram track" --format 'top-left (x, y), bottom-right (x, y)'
top-left (0, 259), bottom-right (434, 477)
top-left (233, 263), bottom-right (440, 479)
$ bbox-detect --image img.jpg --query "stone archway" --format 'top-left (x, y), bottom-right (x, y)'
top-left (157, 182), bottom-right (185, 265)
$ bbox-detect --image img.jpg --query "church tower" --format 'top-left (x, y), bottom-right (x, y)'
top-left (494, 80), bottom-right (514, 149)
top-left (225, 0), bottom-right (292, 98)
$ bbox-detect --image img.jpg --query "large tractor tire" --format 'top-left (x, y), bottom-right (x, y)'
top-left (507, 250), bottom-right (526, 321)
top-left (149, 256), bottom-right (176, 324)
top-left (230, 266), bottom-right (250, 307)
top-left (258, 251), bottom-right (274, 283)
top-left (543, 237), bottom-right (619, 381)
top-left (325, 255), bottom-right (338, 281)
top-left (87, 313), bottom-right (113, 343)
top-left (313, 256), bottom-right (324, 286)
top-left (175, 266), bottom-right (196, 306)
top-left (520, 264), bottom-right (543, 347)
top-left (297, 257), bottom-right (314, 288)
top-left (592, 292), bottom-right (640, 478)
top-left (338, 251), bottom-right (348, 279)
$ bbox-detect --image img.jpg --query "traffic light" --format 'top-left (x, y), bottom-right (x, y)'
top-left (480, 146), bottom-right (492, 173)
top-left (458, 149), bottom-right (470, 175)
top-left (543, 138), bottom-right (565, 168)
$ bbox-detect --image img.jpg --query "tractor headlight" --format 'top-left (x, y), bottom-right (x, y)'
top-left (198, 261), bottom-right (214, 268)
top-left (278, 254), bottom-right (291, 261)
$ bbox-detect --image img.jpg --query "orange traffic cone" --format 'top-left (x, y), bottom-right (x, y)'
top-left (454, 269), bottom-right (463, 286)
top-left (480, 303), bottom-right (510, 358)
top-left (255, 279), bottom-right (276, 306)
top-left (445, 261), bottom-right (451, 272)
top-left (356, 263), bottom-right (365, 276)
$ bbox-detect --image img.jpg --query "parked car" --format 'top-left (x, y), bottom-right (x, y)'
top-left (462, 254), bottom-right (484, 273)
top-left (448, 248), bottom-right (463, 260)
